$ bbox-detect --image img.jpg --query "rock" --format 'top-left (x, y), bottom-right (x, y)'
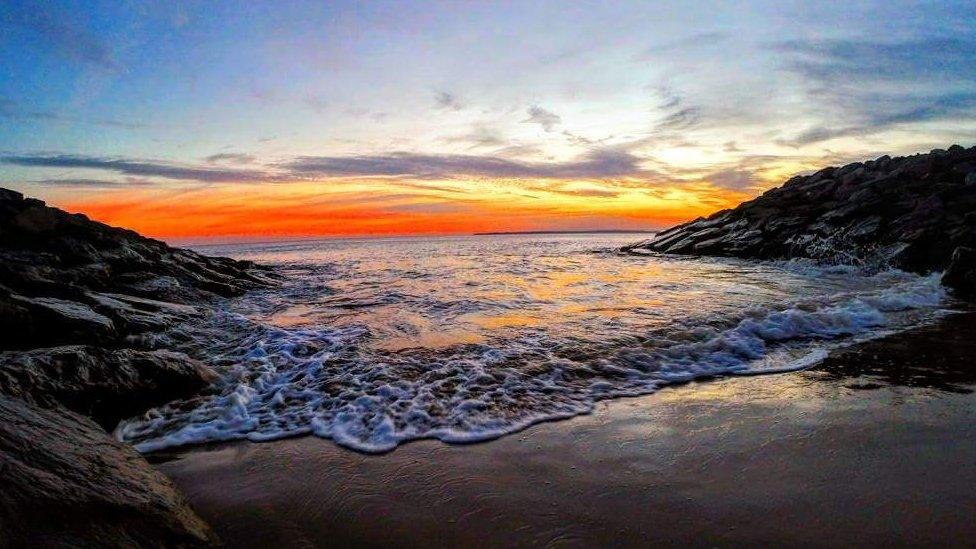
top-left (942, 247), bottom-right (976, 298)
top-left (847, 215), bottom-right (882, 239)
top-left (0, 187), bottom-right (23, 202)
top-left (86, 292), bottom-right (199, 335)
top-left (0, 187), bottom-right (277, 303)
top-left (0, 185), bottom-right (278, 348)
top-left (1, 294), bottom-right (117, 349)
top-left (0, 395), bottom-right (218, 547)
top-left (16, 295), bottom-right (114, 329)
top-left (0, 187), bottom-right (280, 543)
top-left (0, 346), bottom-right (216, 429)
top-left (627, 145), bottom-right (976, 279)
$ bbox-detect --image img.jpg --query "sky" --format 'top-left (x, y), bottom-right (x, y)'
top-left (1, 0), bottom-right (975, 240)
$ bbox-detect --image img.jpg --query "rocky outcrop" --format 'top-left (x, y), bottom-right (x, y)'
top-left (0, 188), bottom-right (276, 350)
top-left (625, 145), bottom-right (976, 296)
top-left (0, 187), bottom-right (278, 546)
top-left (0, 346), bottom-right (215, 429)
top-left (942, 247), bottom-right (976, 299)
top-left (0, 396), bottom-right (218, 548)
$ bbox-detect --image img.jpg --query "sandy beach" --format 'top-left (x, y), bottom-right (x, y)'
top-left (156, 313), bottom-right (976, 547)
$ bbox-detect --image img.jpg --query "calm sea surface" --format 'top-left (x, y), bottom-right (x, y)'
top-left (117, 234), bottom-right (949, 452)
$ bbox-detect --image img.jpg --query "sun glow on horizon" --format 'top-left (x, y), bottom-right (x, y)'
top-left (56, 175), bottom-right (751, 240)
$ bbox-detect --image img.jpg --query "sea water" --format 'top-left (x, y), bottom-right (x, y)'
top-left (116, 234), bottom-right (950, 453)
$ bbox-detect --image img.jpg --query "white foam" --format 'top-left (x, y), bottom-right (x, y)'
top-left (116, 271), bottom-right (947, 454)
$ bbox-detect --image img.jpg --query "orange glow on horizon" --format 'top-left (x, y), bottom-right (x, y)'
top-left (56, 180), bottom-right (751, 241)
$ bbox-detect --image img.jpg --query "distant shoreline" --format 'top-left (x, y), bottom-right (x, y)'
top-left (473, 229), bottom-right (658, 236)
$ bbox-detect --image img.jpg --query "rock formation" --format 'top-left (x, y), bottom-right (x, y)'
top-left (0, 396), bottom-right (218, 547)
top-left (625, 145), bottom-right (976, 297)
top-left (0, 188), bottom-right (277, 546)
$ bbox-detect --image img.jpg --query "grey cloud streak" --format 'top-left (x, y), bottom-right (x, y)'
top-left (0, 99), bottom-right (152, 130)
top-left (281, 147), bottom-right (645, 180)
top-left (1, 154), bottom-right (272, 183)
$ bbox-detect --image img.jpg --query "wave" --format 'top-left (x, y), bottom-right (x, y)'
top-left (116, 270), bottom-right (947, 454)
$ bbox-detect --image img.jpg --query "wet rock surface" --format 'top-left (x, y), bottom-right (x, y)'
top-left (0, 346), bottom-right (216, 430)
top-left (942, 246), bottom-right (976, 299)
top-left (0, 188), bottom-right (277, 546)
top-left (625, 145), bottom-right (976, 297)
top-left (0, 396), bottom-right (218, 548)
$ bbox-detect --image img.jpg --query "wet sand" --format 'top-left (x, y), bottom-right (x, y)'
top-left (157, 314), bottom-right (976, 547)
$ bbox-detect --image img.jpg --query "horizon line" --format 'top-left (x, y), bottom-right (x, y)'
top-left (170, 229), bottom-right (662, 248)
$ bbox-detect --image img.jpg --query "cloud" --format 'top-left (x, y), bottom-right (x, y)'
top-left (776, 91), bottom-right (976, 147)
top-left (282, 147), bottom-right (645, 180)
top-left (385, 201), bottom-right (471, 214)
top-left (30, 178), bottom-right (154, 188)
top-left (0, 99), bottom-right (151, 130)
top-left (434, 91), bottom-right (463, 111)
top-left (2, 4), bottom-right (117, 70)
top-left (637, 31), bottom-right (728, 59)
top-left (776, 127), bottom-right (854, 148)
top-left (492, 143), bottom-right (545, 158)
top-left (6, 142), bottom-right (788, 190)
top-left (562, 130), bottom-right (614, 147)
top-left (442, 125), bottom-right (506, 149)
top-left (204, 152), bottom-right (256, 164)
top-left (343, 107), bottom-right (390, 122)
top-left (650, 84), bottom-right (682, 111)
top-left (550, 187), bottom-right (619, 198)
top-left (522, 106), bottom-right (562, 132)
top-left (704, 169), bottom-right (756, 190)
top-left (647, 85), bottom-right (702, 136)
top-left (779, 37), bottom-right (976, 85)
top-left (1, 154), bottom-right (272, 183)
top-left (656, 107), bottom-right (701, 132)
top-left (522, 180), bottom-right (620, 198)
top-left (303, 94), bottom-right (329, 113)
top-left (4, 146), bottom-right (654, 185)
top-left (723, 141), bottom-right (742, 153)
top-left (776, 37), bottom-right (976, 145)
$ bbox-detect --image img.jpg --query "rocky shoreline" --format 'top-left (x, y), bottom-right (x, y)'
top-left (0, 188), bottom-right (276, 547)
top-left (625, 145), bottom-right (976, 298)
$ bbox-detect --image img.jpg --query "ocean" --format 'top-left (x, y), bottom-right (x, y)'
top-left (116, 234), bottom-right (951, 453)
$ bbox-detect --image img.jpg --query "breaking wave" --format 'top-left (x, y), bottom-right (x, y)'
top-left (116, 236), bottom-right (950, 453)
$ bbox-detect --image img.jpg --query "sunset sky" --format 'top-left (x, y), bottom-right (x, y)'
top-left (2, 1), bottom-right (975, 240)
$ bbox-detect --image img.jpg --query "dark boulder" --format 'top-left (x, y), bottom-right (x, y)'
top-left (0, 396), bottom-right (218, 547)
top-left (942, 247), bottom-right (976, 299)
top-left (1, 293), bottom-right (116, 349)
top-left (0, 346), bottom-right (216, 429)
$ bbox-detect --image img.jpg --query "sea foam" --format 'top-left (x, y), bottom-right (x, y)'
top-left (116, 261), bottom-right (948, 454)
